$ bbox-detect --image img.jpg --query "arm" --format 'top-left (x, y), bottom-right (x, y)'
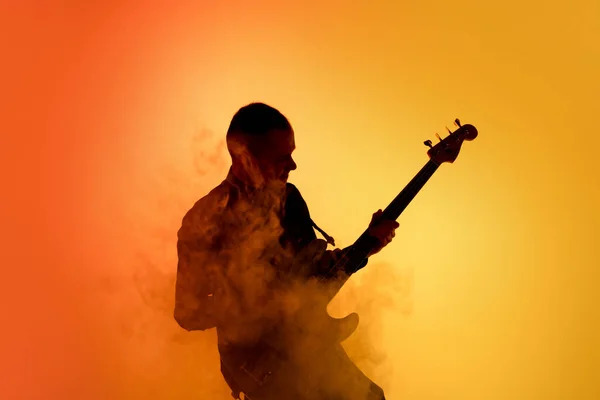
top-left (173, 188), bottom-right (230, 331)
top-left (174, 234), bottom-right (219, 331)
top-left (314, 246), bottom-right (368, 277)
top-left (311, 208), bottom-right (399, 279)
top-left (175, 210), bottom-right (286, 342)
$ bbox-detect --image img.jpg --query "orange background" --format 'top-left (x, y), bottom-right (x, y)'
top-left (2, 1), bottom-right (599, 399)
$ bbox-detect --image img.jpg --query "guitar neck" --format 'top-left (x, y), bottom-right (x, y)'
top-left (332, 160), bottom-right (441, 276)
top-left (380, 159), bottom-right (440, 221)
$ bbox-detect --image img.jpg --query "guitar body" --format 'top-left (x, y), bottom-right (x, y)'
top-left (221, 261), bottom-right (372, 399)
top-left (221, 326), bottom-right (383, 400)
top-left (223, 121), bottom-right (478, 399)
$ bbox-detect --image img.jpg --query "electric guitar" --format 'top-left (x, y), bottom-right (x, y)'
top-left (315, 118), bottom-right (478, 337)
top-left (225, 119), bottom-right (478, 399)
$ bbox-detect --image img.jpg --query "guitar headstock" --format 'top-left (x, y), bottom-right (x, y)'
top-left (424, 119), bottom-right (478, 164)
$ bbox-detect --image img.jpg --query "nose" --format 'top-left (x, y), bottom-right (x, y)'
top-left (288, 157), bottom-right (297, 171)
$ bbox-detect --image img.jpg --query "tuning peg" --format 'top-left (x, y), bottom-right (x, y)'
top-left (435, 132), bottom-right (443, 142)
top-left (446, 126), bottom-right (452, 134)
top-left (454, 118), bottom-right (461, 127)
top-left (424, 140), bottom-right (433, 149)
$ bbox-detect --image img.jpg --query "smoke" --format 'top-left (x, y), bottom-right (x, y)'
top-left (333, 262), bottom-right (413, 390)
top-left (96, 125), bottom-right (412, 399)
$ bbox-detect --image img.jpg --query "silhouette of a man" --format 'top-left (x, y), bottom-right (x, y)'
top-left (174, 103), bottom-right (398, 400)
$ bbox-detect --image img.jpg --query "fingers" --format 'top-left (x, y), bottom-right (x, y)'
top-left (369, 211), bottom-right (399, 244)
top-left (367, 214), bottom-right (399, 257)
top-left (370, 209), bottom-right (383, 224)
top-left (372, 227), bottom-right (396, 243)
top-left (385, 220), bottom-right (399, 229)
top-left (371, 212), bottom-right (398, 227)
top-left (385, 231), bottom-right (395, 243)
top-left (370, 221), bottom-right (399, 235)
top-left (380, 220), bottom-right (399, 231)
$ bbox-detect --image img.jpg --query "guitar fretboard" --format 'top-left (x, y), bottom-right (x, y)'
top-left (327, 159), bottom-right (440, 277)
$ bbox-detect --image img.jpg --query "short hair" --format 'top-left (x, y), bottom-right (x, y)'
top-left (226, 102), bottom-right (291, 137)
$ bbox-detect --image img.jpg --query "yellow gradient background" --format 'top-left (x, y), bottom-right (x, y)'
top-left (2, 1), bottom-right (599, 399)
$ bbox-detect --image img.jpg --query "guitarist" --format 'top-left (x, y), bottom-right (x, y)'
top-left (174, 102), bottom-right (399, 400)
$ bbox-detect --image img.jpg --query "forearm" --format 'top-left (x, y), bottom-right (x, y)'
top-left (311, 245), bottom-right (369, 280)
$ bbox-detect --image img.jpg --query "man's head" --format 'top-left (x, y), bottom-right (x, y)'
top-left (226, 103), bottom-right (297, 186)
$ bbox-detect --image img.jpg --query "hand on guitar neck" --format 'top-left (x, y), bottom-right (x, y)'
top-left (366, 209), bottom-right (400, 257)
top-left (359, 119), bottom-right (478, 259)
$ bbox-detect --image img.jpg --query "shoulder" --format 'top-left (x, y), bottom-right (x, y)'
top-left (286, 182), bottom-right (305, 199)
top-left (285, 182), bottom-right (311, 213)
top-left (179, 182), bottom-right (232, 238)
